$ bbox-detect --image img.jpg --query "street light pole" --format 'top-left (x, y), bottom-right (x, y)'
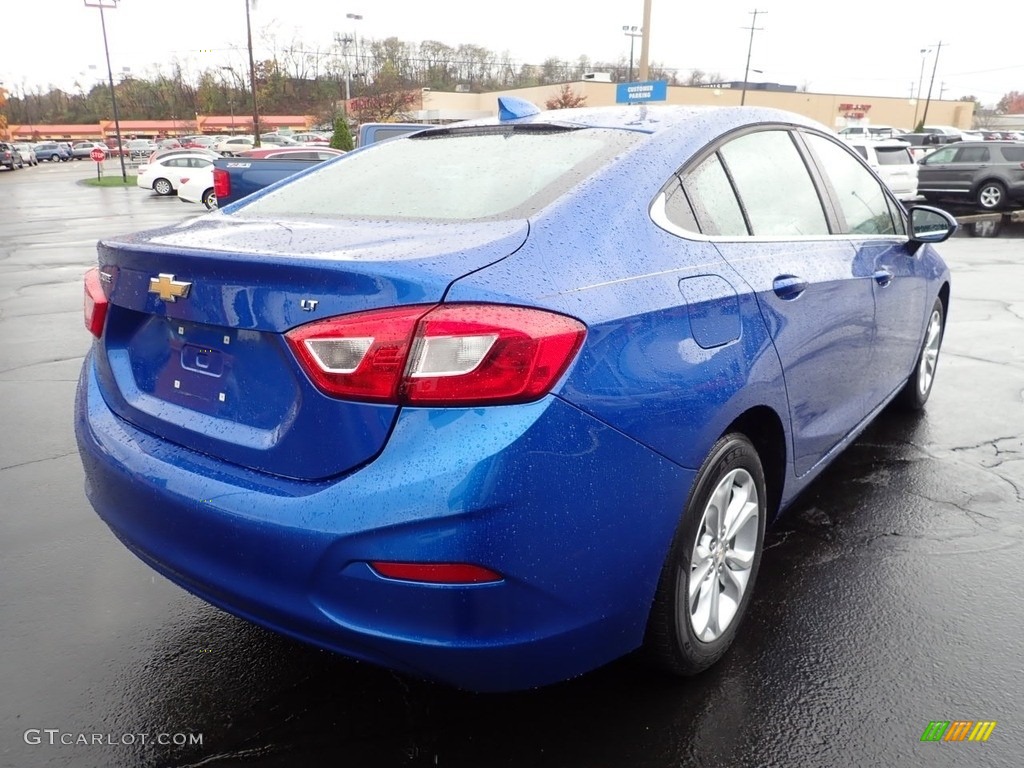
top-left (740, 9), bottom-right (766, 107)
top-left (913, 48), bottom-right (930, 128)
top-left (84, 0), bottom-right (127, 182)
top-left (344, 13), bottom-right (363, 112)
top-left (219, 66), bottom-right (237, 133)
top-left (622, 26), bottom-right (642, 82)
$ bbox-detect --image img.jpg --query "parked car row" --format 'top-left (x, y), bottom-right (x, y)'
top-left (136, 145), bottom-right (344, 207)
top-left (838, 124), bottom-right (1024, 209)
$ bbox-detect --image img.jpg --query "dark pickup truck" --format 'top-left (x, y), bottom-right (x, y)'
top-left (212, 122), bottom-right (434, 207)
top-left (213, 157), bottom-right (323, 207)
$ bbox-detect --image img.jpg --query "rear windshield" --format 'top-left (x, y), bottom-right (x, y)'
top-left (875, 147), bottom-right (913, 165)
top-left (236, 126), bottom-right (640, 221)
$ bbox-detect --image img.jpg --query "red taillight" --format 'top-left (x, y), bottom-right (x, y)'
top-left (285, 303), bottom-right (586, 406)
top-left (369, 561), bottom-right (502, 584)
top-left (213, 168), bottom-right (230, 199)
top-left (83, 267), bottom-right (108, 338)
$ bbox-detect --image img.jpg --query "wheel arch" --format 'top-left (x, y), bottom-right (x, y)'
top-left (938, 282), bottom-right (950, 322)
top-left (971, 177), bottom-right (1007, 196)
top-left (725, 405), bottom-right (787, 522)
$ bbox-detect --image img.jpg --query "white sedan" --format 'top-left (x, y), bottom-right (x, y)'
top-left (136, 153), bottom-right (215, 196)
top-left (214, 135), bottom-right (255, 156)
top-left (176, 166), bottom-right (217, 209)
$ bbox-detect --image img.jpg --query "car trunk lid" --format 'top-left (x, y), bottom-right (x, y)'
top-left (92, 216), bottom-right (528, 480)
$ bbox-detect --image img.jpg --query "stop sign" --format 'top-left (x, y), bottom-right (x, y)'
top-left (90, 147), bottom-right (106, 162)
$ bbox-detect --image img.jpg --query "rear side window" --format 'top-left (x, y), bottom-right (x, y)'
top-left (853, 145), bottom-right (870, 160)
top-left (957, 146), bottom-right (990, 163)
top-left (999, 147), bottom-right (1024, 162)
top-left (239, 127), bottom-right (640, 221)
top-left (681, 153), bottom-right (747, 236)
top-left (875, 147), bottom-right (913, 165)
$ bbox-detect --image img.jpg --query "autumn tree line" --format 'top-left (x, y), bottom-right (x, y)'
top-left (3, 33), bottom-right (701, 127)
top-left (5, 28), bottom-right (1020, 128)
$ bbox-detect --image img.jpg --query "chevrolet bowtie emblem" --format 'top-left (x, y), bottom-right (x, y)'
top-left (148, 273), bottom-right (192, 302)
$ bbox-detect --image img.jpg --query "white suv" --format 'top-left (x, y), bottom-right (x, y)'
top-left (838, 125), bottom-right (900, 140)
top-left (843, 138), bottom-right (918, 201)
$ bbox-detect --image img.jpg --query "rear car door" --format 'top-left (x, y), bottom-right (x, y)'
top-left (949, 144), bottom-right (992, 195)
top-left (678, 127), bottom-right (877, 477)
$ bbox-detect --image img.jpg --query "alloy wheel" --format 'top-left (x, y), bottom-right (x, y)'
top-left (917, 308), bottom-right (942, 396)
top-left (688, 468), bottom-right (760, 642)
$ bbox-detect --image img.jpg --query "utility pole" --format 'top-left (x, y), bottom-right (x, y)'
top-left (740, 9), bottom-right (766, 107)
top-left (245, 0), bottom-right (260, 147)
top-left (920, 41), bottom-right (944, 129)
top-left (638, 0), bottom-right (653, 81)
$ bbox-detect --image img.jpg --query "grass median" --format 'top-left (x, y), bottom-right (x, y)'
top-left (82, 174), bottom-right (139, 187)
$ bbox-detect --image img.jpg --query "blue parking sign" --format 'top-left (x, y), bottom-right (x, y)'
top-left (616, 81), bottom-right (668, 104)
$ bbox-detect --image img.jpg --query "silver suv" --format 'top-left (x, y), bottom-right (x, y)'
top-left (917, 141), bottom-right (1024, 210)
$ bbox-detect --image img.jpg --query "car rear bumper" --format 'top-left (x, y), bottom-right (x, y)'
top-left (75, 350), bottom-right (692, 690)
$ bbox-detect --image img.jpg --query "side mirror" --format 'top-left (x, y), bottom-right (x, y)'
top-left (907, 205), bottom-right (958, 246)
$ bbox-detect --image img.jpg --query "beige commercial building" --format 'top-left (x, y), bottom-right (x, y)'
top-left (410, 80), bottom-right (974, 132)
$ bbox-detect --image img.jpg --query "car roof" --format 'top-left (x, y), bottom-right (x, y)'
top-left (941, 140), bottom-right (1018, 148)
top-left (446, 103), bottom-right (827, 137)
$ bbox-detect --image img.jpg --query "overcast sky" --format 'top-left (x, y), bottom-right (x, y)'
top-left (2, 1), bottom-right (1022, 107)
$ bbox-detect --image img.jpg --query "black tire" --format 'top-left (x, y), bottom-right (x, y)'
top-left (50, 154), bottom-right (60, 163)
top-left (895, 297), bottom-right (945, 411)
top-left (645, 433), bottom-right (767, 676)
top-left (202, 188), bottom-right (217, 210)
top-left (976, 181), bottom-right (1006, 210)
top-left (152, 178), bottom-right (173, 196)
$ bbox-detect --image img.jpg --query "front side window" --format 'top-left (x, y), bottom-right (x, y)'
top-left (922, 147), bottom-right (957, 165)
top-left (804, 133), bottom-right (898, 236)
top-left (718, 130), bottom-right (829, 236)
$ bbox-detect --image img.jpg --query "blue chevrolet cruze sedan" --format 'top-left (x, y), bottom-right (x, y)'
top-left (75, 99), bottom-right (956, 691)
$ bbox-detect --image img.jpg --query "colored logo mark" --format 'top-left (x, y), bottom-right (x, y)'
top-left (921, 721), bottom-right (997, 742)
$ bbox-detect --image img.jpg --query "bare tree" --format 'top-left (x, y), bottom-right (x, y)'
top-left (348, 63), bottom-right (418, 122)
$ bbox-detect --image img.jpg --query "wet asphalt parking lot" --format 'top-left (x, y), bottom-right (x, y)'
top-left (1, 160), bottom-right (1022, 768)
